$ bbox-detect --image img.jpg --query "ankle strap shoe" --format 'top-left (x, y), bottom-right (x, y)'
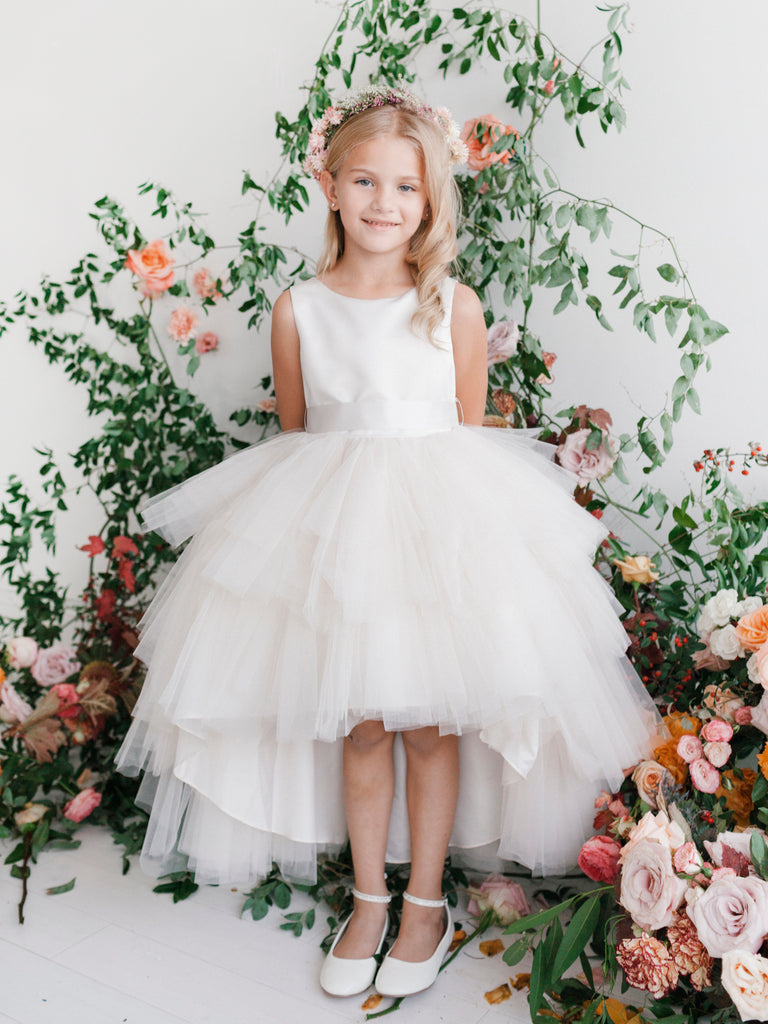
top-left (319, 888), bottom-right (391, 997)
top-left (374, 892), bottom-right (453, 998)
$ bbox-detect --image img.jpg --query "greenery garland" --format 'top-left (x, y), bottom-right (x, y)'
top-left (1, 1), bottom-right (767, 1020)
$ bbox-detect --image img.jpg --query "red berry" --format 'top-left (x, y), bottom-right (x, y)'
top-left (743, 469), bottom-right (750, 475)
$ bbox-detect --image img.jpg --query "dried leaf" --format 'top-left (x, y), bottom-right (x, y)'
top-left (21, 690), bottom-right (60, 728)
top-left (484, 983), bottom-right (511, 1005)
top-left (78, 679), bottom-right (118, 721)
top-left (479, 938), bottom-right (505, 957)
top-left (721, 843), bottom-right (751, 877)
top-left (361, 993), bottom-right (382, 1010)
top-left (21, 717), bottom-right (66, 763)
top-left (449, 928), bottom-right (466, 951)
top-left (510, 972), bottom-right (531, 990)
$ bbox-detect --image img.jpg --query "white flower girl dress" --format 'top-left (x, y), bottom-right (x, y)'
top-left (115, 276), bottom-right (662, 885)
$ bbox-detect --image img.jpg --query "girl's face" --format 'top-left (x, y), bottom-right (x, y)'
top-left (322, 134), bottom-right (428, 259)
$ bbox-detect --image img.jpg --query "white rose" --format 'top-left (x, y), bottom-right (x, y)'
top-left (706, 589), bottom-right (741, 627)
top-left (749, 653), bottom-right (761, 684)
top-left (736, 596), bottom-right (764, 618)
top-left (696, 608), bottom-right (716, 637)
top-left (5, 636), bottom-right (39, 670)
top-left (710, 624), bottom-right (746, 661)
top-left (722, 949), bottom-right (768, 1022)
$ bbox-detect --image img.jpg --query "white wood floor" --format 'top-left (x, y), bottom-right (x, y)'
top-left (0, 826), bottom-right (534, 1024)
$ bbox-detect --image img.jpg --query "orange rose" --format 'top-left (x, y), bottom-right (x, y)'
top-left (663, 711), bottom-right (701, 739)
top-left (736, 605), bottom-right (768, 652)
top-left (653, 739), bottom-right (688, 787)
top-left (717, 769), bottom-right (756, 828)
top-left (461, 115), bottom-right (520, 172)
top-left (125, 239), bottom-right (175, 298)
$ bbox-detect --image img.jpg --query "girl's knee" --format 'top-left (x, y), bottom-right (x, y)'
top-left (346, 720), bottom-right (393, 752)
top-left (401, 726), bottom-right (454, 757)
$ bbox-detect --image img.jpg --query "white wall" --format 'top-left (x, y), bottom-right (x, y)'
top-left (1, 0), bottom-right (766, 622)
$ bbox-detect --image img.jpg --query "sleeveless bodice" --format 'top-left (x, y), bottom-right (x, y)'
top-left (289, 277), bottom-right (459, 434)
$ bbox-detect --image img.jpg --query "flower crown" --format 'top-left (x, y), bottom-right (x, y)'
top-left (302, 84), bottom-right (468, 182)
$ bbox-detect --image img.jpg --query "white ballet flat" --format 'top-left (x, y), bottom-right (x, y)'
top-left (319, 887), bottom-right (391, 998)
top-left (374, 891), bottom-right (453, 998)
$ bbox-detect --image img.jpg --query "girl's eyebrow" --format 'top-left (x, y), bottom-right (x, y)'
top-left (348, 167), bottom-right (423, 182)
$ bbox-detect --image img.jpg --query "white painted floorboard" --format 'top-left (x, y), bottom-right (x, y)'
top-left (0, 827), bottom-right (533, 1024)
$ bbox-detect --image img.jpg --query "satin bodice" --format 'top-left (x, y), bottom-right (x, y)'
top-left (289, 277), bottom-right (459, 434)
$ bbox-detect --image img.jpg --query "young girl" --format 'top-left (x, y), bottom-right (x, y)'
top-left (116, 85), bottom-right (662, 1000)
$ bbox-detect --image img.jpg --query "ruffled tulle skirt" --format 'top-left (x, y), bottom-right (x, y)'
top-left (116, 424), bottom-right (662, 884)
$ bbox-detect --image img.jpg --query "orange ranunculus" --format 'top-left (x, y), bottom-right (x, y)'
top-left (125, 238), bottom-right (175, 298)
top-left (663, 711), bottom-right (701, 738)
top-left (758, 745), bottom-right (768, 782)
top-left (736, 605), bottom-right (768, 652)
top-left (717, 769), bottom-right (756, 828)
top-left (653, 739), bottom-right (688, 787)
top-left (461, 115), bottom-right (520, 172)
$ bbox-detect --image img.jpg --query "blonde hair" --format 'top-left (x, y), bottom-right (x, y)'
top-left (316, 105), bottom-right (461, 346)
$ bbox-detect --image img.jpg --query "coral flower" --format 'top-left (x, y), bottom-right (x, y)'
top-left (461, 114), bottom-right (520, 172)
top-left (193, 268), bottom-right (224, 300)
top-left (736, 605), bottom-right (768, 651)
top-left (195, 331), bottom-right (219, 354)
top-left (125, 239), bottom-right (175, 298)
top-left (63, 788), bottom-right (102, 823)
top-left (168, 306), bottom-right (199, 343)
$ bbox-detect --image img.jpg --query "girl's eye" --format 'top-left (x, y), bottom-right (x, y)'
top-left (398, 184), bottom-right (415, 192)
top-left (355, 178), bottom-right (373, 187)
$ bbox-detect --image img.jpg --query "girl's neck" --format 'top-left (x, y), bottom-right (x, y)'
top-left (321, 254), bottom-right (415, 300)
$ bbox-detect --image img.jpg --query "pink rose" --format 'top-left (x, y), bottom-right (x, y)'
top-left (673, 842), bottom-right (703, 875)
top-left (751, 692), bottom-right (768, 735)
top-left (700, 719), bottom-right (734, 743)
top-left (735, 705), bottom-right (753, 726)
top-left (0, 679), bottom-right (33, 723)
top-left (486, 321), bottom-right (519, 367)
top-left (556, 428), bottom-right (616, 486)
top-left (578, 835), bottom-right (622, 882)
top-left (167, 306), bottom-right (199, 343)
top-left (689, 757), bottom-right (720, 793)
top-left (676, 734), bottom-right (703, 764)
top-left (63, 788), bottom-right (102, 823)
top-left (616, 933), bottom-right (679, 998)
top-left (5, 636), bottom-right (39, 669)
top-left (29, 644), bottom-right (80, 686)
top-left (467, 872), bottom-right (530, 925)
top-left (192, 267), bottom-right (224, 300)
top-left (195, 331), bottom-right (219, 354)
top-left (703, 740), bottom-right (731, 768)
top-left (619, 838), bottom-right (688, 932)
top-left (622, 810), bottom-right (686, 859)
top-left (125, 239), bottom-right (175, 298)
top-left (686, 874), bottom-right (768, 957)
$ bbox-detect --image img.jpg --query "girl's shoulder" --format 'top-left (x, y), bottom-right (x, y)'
top-left (450, 280), bottom-right (484, 325)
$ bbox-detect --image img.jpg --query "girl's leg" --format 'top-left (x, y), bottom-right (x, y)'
top-left (334, 720), bottom-right (396, 959)
top-left (389, 726), bottom-right (459, 962)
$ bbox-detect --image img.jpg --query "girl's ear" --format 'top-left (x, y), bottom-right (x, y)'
top-left (319, 170), bottom-right (338, 211)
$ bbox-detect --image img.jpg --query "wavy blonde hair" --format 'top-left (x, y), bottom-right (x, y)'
top-left (316, 105), bottom-right (460, 346)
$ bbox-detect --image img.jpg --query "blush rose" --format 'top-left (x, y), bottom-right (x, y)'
top-left (686, 874), bottom-right (768, 957)
top-left (619, 838), bottom-right (687, 932)
top-left (467, 872), bottom-right (530, 925)
top-left (5, 636), bottom-right (39, 669)
top-left (29, 644), bottom-right (80, 686)
top-left (486, 320), bottom-right (519, 366)
top-left (556, 428), bottom-right (616, 486)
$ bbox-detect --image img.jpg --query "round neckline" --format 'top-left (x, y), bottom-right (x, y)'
top-left (315, 278), bottom-right (417, 302)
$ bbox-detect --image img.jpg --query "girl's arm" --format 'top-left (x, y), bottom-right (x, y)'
top-left (270, 290), bottom-right (306, 431)
top-left (451, 283), bottom-right (488, 426)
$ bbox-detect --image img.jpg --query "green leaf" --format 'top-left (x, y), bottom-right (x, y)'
top-left (248, 897), bottom-right (270, 921)
top-left (550, 896), bottom-right (601, 978)
top-left (686, 387), bottom-right (701, 414)
top-left (657, 263), bottom-right (680, 283)
top-left (505, 899), bottom-right (573, 935)
top-left (46, 877), bottom-right (76, 896)
top-left (751, 832), bottom-right (768, 881)
top-left (502, 936), bottom-right (529, 966)
top-left (274, 881), bottom-right (291, 909)
top-left (672, 506), bottom-right (697, 530)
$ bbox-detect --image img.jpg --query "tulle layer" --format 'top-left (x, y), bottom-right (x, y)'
top-left (116, 425), bottom-right (663, 883)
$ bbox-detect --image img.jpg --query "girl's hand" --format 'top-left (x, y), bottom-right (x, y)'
top-left (271, 290), bottom-right (306, 431)
top-left (451, 284), bottom-right (488, 426)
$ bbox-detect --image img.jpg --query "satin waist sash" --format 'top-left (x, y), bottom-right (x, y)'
top-left (305, 398), bottom-right (461, 435)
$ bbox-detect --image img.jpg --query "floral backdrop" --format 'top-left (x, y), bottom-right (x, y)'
top-left (1, 1), bottom-right (768, 1021)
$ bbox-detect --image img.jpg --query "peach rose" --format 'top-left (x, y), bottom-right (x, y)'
top-left (195, 331), bottom-right (219, 354)
top-left (622, 810), bottom-right (686, 858)
top-left (614, 555), bottom-right (660, 586)
top-left (616, 933), bottom-right (679, 998)
top-left (689, 757), bottom-right (720, 793)
top-left (673, 842), bottom-right (703, 876)
top-left (692, 638), bottom-right (730, 672)
top-left (578, 835), bottom-right (622, 882)
top-left (461, 114), bottom-right (520, 172)
top-left (620, 838), bottom-right (687, 932)
top-left (687, 874), bottom-right (768, 957)
top-left (536, 350), bottom-right (557, 384)
top-left (702, 684), bottom-right (745, 722)
top-left (557, 428), bottom-right (617, 486)
top-left (125, 239), bottom-right (175, 298)
top-left (63, 787), bottom-right (102, 823)
top-left (167, 306), bottom-right (199, 343)
top-left (29, 644), bottom-right (80, 686)
top-left (736, 605), bottom-right (768, 652)
top-left (722, 949), bottom-right (768, 1021)
top-left (256, 397), bottom-right (277, 413)
top-left (631, 760), bottom-right (670, 809)
top-left (757, 642), bottom-right (768, 688)
top-left (467, 872), bottom-right (530, 925)
top-left (5, 636), bottom-right (39, 669)
top-left (486, 320), bottom-right (519, 366)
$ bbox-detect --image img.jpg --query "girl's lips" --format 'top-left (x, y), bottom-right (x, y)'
top-left (363, 218), bottom-right (399, 229)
